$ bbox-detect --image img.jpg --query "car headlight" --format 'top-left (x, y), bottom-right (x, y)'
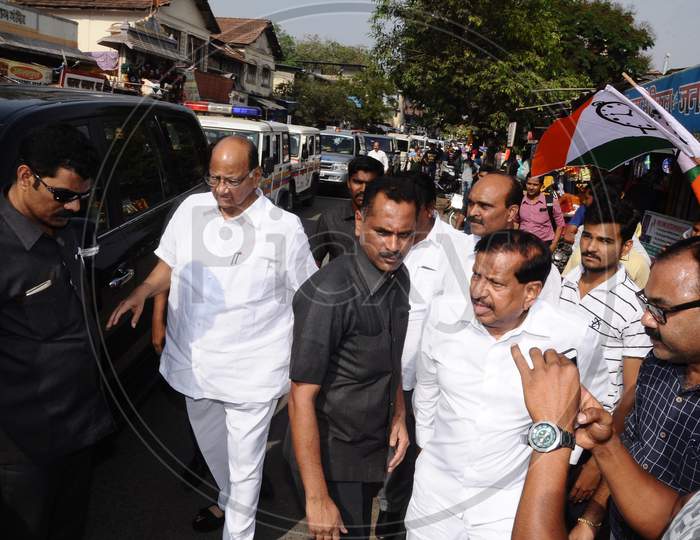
top-left (332, 162), bottom-right (348, 172)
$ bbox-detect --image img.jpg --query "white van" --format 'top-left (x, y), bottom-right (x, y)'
top-left (185, 101), bottom-right (293, 209)
top-left (287, 124), bottom-right (320, 207)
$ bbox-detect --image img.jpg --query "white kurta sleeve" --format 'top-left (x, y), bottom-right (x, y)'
top-left (413, 317), bottom-right (440, 448)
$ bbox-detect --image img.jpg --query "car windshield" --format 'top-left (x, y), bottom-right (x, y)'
top-left (366, 137), bottom-right (393, 152)
top-left (395, 139), bottom-right (409, 152)
top-left (203, 128), bottom-right (259, 150)
top-left (321, 134), bottom-right (354, 155)
top-left (290, 134), bottom-right (300, 157)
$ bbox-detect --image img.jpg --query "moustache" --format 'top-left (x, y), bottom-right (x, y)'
top-left (54, 210), bottom-right (75, 220)
top-left (471, 296), bottom-right (493, 309)
top-left (581, 252), bottom-right (599, 260)
top-left (645, 327), bottom-right (662, 341)
top-left (467, 215), bottom-right (483, 225)
top-left (379, 251), bottom-right (401, 260)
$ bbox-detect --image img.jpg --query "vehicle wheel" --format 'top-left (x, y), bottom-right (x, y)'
top-left (302, 174), bottom-right (319, 207)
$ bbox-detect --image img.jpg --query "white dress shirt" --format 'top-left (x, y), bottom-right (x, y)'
top-left (155, 190), bottom-right (317, 403)
top-left (401, 216), bottom-right (473, 390)
top-left (411, 298), bottom-right (605, 527)
top-left (559, 264), bottom-right (652, 411)
top-left (368, 149), bottom-right (389, 172)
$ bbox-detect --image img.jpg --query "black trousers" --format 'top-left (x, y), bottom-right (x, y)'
top-left (292, 469), bottom-right (382, 539)
top-left (382, 389), bottom-right (417, 516)
top-left (0, 447), bottom-right (93, 540)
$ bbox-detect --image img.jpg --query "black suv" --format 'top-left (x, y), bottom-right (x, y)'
top-left (0, 85), bottom-right (209, 408)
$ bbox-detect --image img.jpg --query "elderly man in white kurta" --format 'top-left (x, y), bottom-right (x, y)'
top-left (108, 137), bottom-right (317, 540)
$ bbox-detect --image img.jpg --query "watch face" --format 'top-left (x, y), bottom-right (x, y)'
top-left (530, 423), bottom-right (557, 450)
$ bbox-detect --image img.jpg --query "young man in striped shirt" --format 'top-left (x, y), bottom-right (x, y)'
top-left (558, 197), bottom-right (652, 513)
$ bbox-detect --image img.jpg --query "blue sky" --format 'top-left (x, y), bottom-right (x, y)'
top-left (210, 0), bottom-right (699, 71)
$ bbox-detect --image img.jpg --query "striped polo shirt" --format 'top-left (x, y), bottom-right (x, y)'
top-left (559, 264), bottom-right (652, 411)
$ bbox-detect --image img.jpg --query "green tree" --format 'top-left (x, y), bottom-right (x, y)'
top-left (273, 30), bottom-right (396, 128)
top-left (372, 0), bottom-right (653, 133)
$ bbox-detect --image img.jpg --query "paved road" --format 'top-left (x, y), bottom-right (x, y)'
top-left (84, 193), bottom-right (351, 540)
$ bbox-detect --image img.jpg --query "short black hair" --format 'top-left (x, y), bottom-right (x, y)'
top-left (584, 196), bottom-right (639, 242)
top-left (475, 229), bottom-right (552, 284)
top-left (348, 155), bottom-right (384, 178)
top-left (397, 171), bottom-right (436, 209)
top-left (655, 236), bottom-right (700, 294)
top-left (361, 175), bottom-right (419, 216)
top-left (17, 124), bottom-right (99, 182)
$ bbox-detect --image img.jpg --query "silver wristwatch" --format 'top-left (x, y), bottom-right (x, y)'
top-left (523, 421), bottom-right (575, 453)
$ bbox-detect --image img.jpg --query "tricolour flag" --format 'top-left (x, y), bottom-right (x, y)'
top-left (532, 83), bottom-right (700, 204)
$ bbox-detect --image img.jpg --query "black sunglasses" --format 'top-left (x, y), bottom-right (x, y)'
top-left (635, 290), bottom-right (700, 325)
top-left (32, 172), bottom-right (92, 203)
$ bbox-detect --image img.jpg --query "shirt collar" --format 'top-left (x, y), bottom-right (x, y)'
top-left (344, 201), bottom-right (357, 221)
top-left (414, 212), bottom-right (441, 248)
top-left (218, 189), bottom-right (266, 229)
top-left (467, 299), bottom-right (553, 340)
top-left (564, 264), bottom-right (627, 293)
top-left (0, 188), bottom-right (45, 251)
top-left (355, 245), bottom-right (396, 296)
top-left (522, 193), bottom-right (545, 206)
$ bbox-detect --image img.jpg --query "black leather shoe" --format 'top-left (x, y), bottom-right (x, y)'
top-left (375, 510), bottom-right (406, 539)
top-left (192, 505), bottom-right (224, 533)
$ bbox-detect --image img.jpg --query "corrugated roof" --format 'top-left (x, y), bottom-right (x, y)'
top-left (214, 17), bottom-right (282, 59)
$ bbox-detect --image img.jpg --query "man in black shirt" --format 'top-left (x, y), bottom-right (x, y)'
top-left (288, 177), bottom-right (417, 539)
top-left (311, 155), bottom-right (384, 264)
top-left (0, 125), bottom-right (114, 539)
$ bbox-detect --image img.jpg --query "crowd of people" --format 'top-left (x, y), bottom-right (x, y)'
top-left (1, 124), bottom-right (699, 540)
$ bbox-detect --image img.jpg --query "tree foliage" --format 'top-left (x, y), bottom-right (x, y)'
top-left (372, 0), bottom-right (654, 132)
top-left (274, 30), bottom-right (395, 128)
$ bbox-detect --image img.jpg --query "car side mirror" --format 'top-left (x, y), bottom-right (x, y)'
top-left (263, 156), bottom-right (275, 176)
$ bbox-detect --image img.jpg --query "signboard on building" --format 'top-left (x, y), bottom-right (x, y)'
top-left (0, 0), bottom-right (79, 49)
top-left (625, 65), bottom-right (700, 139)
top-left (0, 57), bottom-right (52, 84)
top-left (639, 210), bottom-right (693, 259)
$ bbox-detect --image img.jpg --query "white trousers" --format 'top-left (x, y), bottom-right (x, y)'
top-left (405, 481), bottom-right (515, 540)
top-left (185, 397), bottom-right (277, 540)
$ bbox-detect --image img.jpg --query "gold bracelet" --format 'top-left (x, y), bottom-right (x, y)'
top-left (577, 517), bottom-right (602, 529)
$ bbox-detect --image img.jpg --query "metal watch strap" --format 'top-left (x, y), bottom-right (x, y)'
top-left (560, 428), bottom-right (575, 449)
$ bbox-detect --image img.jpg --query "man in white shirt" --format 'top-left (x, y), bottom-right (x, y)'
top-left (368, 141), bottom-right (390, 173)
top-left (560, 198), bottom-right (652, 530)
top-left (456, 172), bottom-right (562, 309)
top-left (376, 173), bottom-right (473, 538)
top-left (405, 230), bottom-right (605, 540)
top-left (107, 136), bottom-right (317, 540)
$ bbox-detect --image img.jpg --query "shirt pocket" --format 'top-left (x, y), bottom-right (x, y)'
top-left (20, 283), bottom-right (67, 340)
top-left (677, 439), bottom-right (700, 488)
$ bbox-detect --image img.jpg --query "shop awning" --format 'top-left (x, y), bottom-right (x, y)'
top-left (98, 25), bottom-right (188, 63)
top-left (0, 32), bottom-right (95, 63)
top-left (252, 96), bottom-right (285, 111)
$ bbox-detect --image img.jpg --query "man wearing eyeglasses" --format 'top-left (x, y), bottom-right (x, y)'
top-left (108, 135), bottom-right (317, 540)
top-left (0, 124), bottom-right (114, 539)
top-left (574, 236), bottom-right (700, 540)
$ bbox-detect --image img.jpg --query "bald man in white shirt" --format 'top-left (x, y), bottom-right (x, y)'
top-left (108, 137), bottom-right (317, 540)
top-left (405, 230), bottom-right (605, 540)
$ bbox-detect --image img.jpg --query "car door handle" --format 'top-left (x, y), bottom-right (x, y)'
top-left (109, 268), bottom-right (135, 288)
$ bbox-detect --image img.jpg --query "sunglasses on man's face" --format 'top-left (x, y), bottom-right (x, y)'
top-left (32, 172), bottom-right (92, 203)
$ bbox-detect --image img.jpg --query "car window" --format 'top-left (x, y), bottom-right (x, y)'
top-left (289, 134), bottom-right (300, 157)
top-left (396, 139), bottom-right (409, 152)
top-left (202, 128), bottom-right (259, 150)
top-left (102, 117), bottom-right (165, 222)
top-left (306, 135), bottom-right (314, 156)
top-left (282, 132), bottom-right (290, 163)
top-left (272, 134), bottom-right (280, 164)
top-left (261, 134), bottom-right (271, 162)
top-left (159, 115), bottom-right (207, 197)
top-left (315, 135), bottom-right (321, 156)
top-left (321, 134), bottom-right (354, 155)
top-left (366, 137), bottom-right (393, 152)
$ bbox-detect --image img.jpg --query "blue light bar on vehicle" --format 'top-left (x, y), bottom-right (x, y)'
top-left (184, 101), bottom-right (262, 119)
